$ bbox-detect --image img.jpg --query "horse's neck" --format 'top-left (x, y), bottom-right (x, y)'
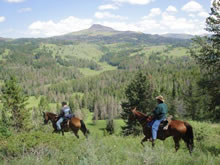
top-left (136, 111), bottom-right (147, 117)
top-left (135, 111), bottom-right (148, 126)
top-left (48, 113), bottom-right (57, 122)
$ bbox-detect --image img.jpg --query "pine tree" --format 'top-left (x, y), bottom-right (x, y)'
top-left (190, 0), bottom-right (220, 119)
top-left (1, 76), bottom-right (31, 132)
top-left (38, 96), bottom-right (50, 114)
top-left (169, 77), bottom-right (177, 116)
top-left (121, 71), bottom-right (154, 136)
top-left (183, 81), bottom-right (200, 120)
top-left (106, 119), bottom-right (115, 135)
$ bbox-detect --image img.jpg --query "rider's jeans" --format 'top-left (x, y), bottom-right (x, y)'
top-left (152, 118), bottom-right (165, 140)
top-left (56, 117), bottom-right (64, 130)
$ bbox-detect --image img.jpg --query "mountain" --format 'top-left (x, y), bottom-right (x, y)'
top-left (88, 24), bottom-right (116, 32)
top-left (160, 33), bottom-right (195, 40)
top-left (0, 37), bottom-right (9, 41)
top-left (51, 24), bottom-right (190, 46)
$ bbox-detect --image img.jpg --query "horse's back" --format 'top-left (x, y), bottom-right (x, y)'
top-left (169, 120), bottom-right (187, 134)
top-left (70, 117), bottom-right (81, 128)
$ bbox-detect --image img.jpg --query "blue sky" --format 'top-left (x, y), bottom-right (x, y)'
top-left (0, 0), bottom-right (213, 38)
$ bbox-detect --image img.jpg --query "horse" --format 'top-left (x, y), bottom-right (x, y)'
top-left (43, 112), bottom-right (89, 138)
top-left (131, 108), bottom-right (194, 154)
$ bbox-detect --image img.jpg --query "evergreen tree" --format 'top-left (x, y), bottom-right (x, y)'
top-left (69, 96), bottom-right (79, 113)
top-left (38, 96), bottom-right (50, 114)
top-left (121, 71), bottom-right (154, 136)
top-left (169, 77), bottom-right (177, 116)
top-left (183, 81), bottom-right (200, 120)
top-left (190, 0), bottom-right (220, 119)
top-left (106, 119), bottom-right (115, 135)
top-left (1, 76), bottom-right (31, 132)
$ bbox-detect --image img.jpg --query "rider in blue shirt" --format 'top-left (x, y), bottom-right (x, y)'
top-left (56, 101), bottom-right (71, 131)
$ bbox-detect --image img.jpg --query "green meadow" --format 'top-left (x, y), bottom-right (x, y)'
top-left (0, 97), bottom-right (219, 165)
top-left (1, 111), bottom-right (220, 165)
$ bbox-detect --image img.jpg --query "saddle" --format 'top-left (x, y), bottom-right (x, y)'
top-left (61, 114), bottom-right (75, 128)
top-left (159, 115), bottom-right (173, 130)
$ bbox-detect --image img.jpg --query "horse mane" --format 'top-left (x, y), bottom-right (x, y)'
top-left (134, 110), bottom-right (148, 118)
top-left (45, 112), bottom-right (58, 117)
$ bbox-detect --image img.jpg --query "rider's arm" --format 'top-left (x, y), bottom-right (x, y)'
top-left (152, 105), bottom-right (162, 118)
top-left (58, 109), bottom-right (64, 118)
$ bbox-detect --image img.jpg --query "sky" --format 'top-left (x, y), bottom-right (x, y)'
top-left (0, 0), bottom-right (214, 38)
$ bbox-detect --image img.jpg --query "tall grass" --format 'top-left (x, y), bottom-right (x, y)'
top-left (1, 119), bottom-right (220, 165)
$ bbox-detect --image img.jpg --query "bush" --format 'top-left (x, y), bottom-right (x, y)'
top-left (0, 123), bottom-right (11, 138)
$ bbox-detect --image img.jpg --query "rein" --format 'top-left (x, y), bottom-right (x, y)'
top-left (133, 111), bottom-right (150, 127)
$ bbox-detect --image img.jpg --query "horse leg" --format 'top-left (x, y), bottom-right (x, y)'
top-left (186, 143), bottom-right (193, 155)
top-left (184, 139), bottom-right (193, 155)
top-left (151, 139), bottom-right (155, 148)
top-left (141, 136), bottom-right (149, 147)
top-left (62, 130), bottom-right (64, 136)
top-left (80, 120), bottom-right (89, 138)
top-left (73, 129), bottom-right (79, 139)
top-left (173, 136), bottom-right (181, 152)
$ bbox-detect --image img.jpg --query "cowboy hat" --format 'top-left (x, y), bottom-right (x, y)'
top-left (156, 95), bottom-right (165, 102)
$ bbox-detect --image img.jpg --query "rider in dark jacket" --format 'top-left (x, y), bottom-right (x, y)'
top-left (56, 101), bottom-right (71, 131)
top-left (150, 96), bottom-right (168, 143)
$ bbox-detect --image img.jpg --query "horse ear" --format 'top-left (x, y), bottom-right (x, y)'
top-left (131, 107), bottom-right (136, 112)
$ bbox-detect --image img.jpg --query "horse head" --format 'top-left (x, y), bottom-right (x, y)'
top-left (130, 107), bottom-right (152, 123)
top-left (43, 112), bottom-right (58, 124)
top-left (129, 107), bottom-right (138, 120)
top-left (43, 112), bottom-right (49, 124)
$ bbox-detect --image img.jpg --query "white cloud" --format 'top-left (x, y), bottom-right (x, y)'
top-left (198, 11), bottom-right (209, 18)
top-left (189, 14), bottom-right (196, 17)
top-left (138, 18), bottom-right (161, 31)
top-left (28, 16), bottom-right (93, 37)
top-left (5, 0), bottom-right (25, 3)
top-left (211, 0), bottom-right (214, 7)
top-left (182, 1), bottom-right (203, 12)
top-left (98, 10), bottom-right (206, 35)
top-left (142, 8), bottom-right (161, 19)
top-left (95, 12), bottom-right (128, 20)
top-left (18, 8), bottom-right (32, 13)
top-left (166, 5), bottom-right (178, 12)
top-left (161, 12), bottom-right (195, 30)
top-left (113, 0), bottom-right (154, 5)
top-left (98, 4), bottom-right (118, 10)
top-left (0, 16), bottom-right (6, 23)
top-left (149, 8), bottom-right (161, 17)
top-left (99, 21), bottom-right (140, 32)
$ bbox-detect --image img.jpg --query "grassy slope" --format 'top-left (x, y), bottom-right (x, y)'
top-left (40, 43), bottom-right (103, 60)
top-left (39, 43), bottom-right (117, 77)
top-left (1, 97), bottom-right (220, 164)
top-left (1, 110), bottom-right (220, 165)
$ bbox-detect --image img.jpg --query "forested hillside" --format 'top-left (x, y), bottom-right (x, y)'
top-left (0, 25), bottom-right (198, 121)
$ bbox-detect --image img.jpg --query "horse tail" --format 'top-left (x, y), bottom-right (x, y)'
top-left (183, 122), bottom-right (194, 150)
top-left (80, 120), bottom-right (90, 136)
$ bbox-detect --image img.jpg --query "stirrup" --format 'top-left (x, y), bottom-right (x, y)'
top-left (148, 137), bottom-right (154, 142)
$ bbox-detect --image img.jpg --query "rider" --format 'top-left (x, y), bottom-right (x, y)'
top-left (150, 95), bottom-right (168, 144)
top-left (56, 101), bottom-right (71, 131)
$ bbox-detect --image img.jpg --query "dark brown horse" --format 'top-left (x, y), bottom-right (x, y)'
top-left (131, 108), bottom-right (194, 154)
top-left (43, 112), bottom-right (89, 138)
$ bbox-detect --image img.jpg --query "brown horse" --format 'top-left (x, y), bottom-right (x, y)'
top-left (131, 108), bottom-right (194, 154)
top-left (43, 112), bottom-right (89, 138)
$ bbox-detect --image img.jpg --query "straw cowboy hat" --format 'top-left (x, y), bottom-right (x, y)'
top-left (156, 95), bottom-right (165, 102)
